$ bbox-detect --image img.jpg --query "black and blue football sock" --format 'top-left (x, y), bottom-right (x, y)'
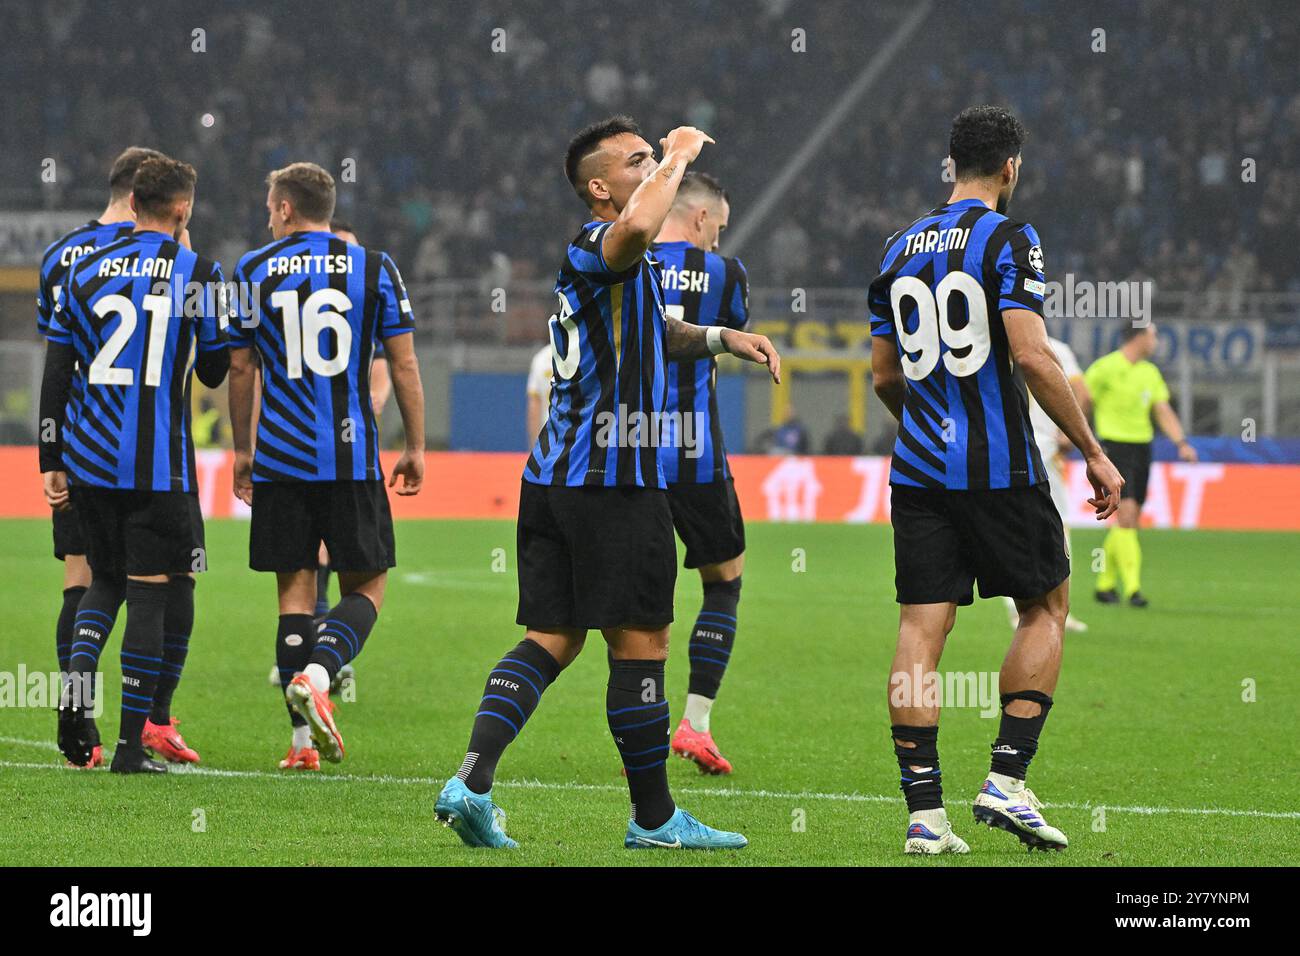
top-left (276, 613), bottom-right (316, 727)
top-left (149, 576), bottom-right (194, 725)
top-left (608, 659), bottom-right (675, 830)
top-left (307, 593), bottom-right (377, 686)
top-left (892, 724), bottom-right (944, 813)
top-left (118, 580), bottom-right (168, 749)
top-left (457, 638), bottom-right (562, 794)
top-left (56, 585), bottom-right (86, 676)
top-left (314, 565), bottom-right (332, 618)
top-left (65, 575), bottom-right (124, 719)
top-left (989, 691), bottom-right (1054, 782)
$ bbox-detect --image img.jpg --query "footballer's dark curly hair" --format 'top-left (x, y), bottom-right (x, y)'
top-left (564, 114), bottom-right (643, 206)
top-left (948, 106), bottom-right (1026, 179)
top-left (131, 156), bottom-right (197, 219)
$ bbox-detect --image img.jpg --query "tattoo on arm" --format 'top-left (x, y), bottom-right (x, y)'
top-left (658, 162), bottom-right (679, 182)
top-left (665, 317), bottom-right (711, 361)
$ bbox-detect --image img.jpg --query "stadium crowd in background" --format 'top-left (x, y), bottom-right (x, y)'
top-left (5, 0), bottom-right (1295, 302)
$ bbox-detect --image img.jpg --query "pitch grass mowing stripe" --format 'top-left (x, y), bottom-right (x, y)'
top-left (5, 739), bottom-right (1298, 822)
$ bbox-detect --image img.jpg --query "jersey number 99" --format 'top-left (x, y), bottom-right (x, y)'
top-left (890, 272), bottom-right (991, 381)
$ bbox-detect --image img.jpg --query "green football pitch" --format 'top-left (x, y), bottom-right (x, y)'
top-left (0, 517), bottom-right (1296, 866)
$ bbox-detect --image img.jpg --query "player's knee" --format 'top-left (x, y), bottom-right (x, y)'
top-left (1000, 689), bottom-right (1054, 721)
top-left (605, 624), bottom-right (669, 660)
top-left (526, 629), bottom-right (585, 668)
top-left (127, 572), bottom-right (169, 585)
top-left (64, 555), bottom-right (92, 589)
top-left (699, 555), bottom-right (743, 583)
top-left (91, 571), bottom-right (127, 605)
top-left (340, 570), bottom-right (386, 611)
top-left (1018, 601), bottom-right (1066, 641)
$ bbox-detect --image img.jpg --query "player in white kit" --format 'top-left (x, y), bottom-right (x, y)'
top-left (1004, 336), bottom-right (1091, 633)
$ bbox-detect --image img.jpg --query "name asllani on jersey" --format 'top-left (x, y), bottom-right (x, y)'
top-left (902, 227), bottom-right (970, 257)
top-left (96, 255), bottom-right (175, 279)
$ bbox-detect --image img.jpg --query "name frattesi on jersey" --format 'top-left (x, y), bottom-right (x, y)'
top-left (267, 253), bottom-right (355, 275)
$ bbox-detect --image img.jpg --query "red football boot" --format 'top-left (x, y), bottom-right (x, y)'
top-left (142, 717), bottom-right (201, 764)
top-left (670, 718), bottom-right (734, 775)
top-left (68, 745), bottom-right (103, 769)
top-left (278, 745), bottom-right (321, 771)
top-left (285, 674), bottom-right (344, 762)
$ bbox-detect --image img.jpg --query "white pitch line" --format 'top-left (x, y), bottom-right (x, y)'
top-left (1, 736), bottom-right (1297, 821)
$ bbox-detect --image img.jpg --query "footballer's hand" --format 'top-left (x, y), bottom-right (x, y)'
top-left (233, 451), bottom-right (254, 506)
top-left (43, 470), bottom-right (71, 511)
top-left (389, 450), bottom-right (424, 496)
top-left (1085, 451), bottom-right (1124, 520)
top-left (1177, 440), bottom-right (1198, 463)
top-left (659, 126), bottom-right (714, 165)
top-left (721, 328), bottom-right (782, 384)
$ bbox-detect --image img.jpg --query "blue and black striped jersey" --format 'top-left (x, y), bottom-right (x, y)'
top-left (230, 231), bottom-right (413, 483)
top-left (651, 241), bottom-right (748, 484)
top-left (47, 230), bottom-right (230, 492)
top-left (525, 221), bottom-right (668, 488)
top-left (868, 198), bottom-right (1048, 490)
top-left (37, 220), bottom-right (135, 338)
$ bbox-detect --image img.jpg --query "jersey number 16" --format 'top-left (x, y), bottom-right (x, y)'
top-left (270, 288), bottom-right (353, 379)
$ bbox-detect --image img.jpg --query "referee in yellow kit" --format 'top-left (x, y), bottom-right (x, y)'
top-left (1084, 323), bottom-right (1197, 607)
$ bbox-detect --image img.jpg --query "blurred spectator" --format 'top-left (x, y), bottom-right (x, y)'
top-left (760, 408), bottom-right (810, 455)
top-left (823, 415), bottom-right (865, 456)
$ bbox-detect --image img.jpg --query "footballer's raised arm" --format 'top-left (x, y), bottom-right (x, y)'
top-left (602, 126), bottom-right (713, 272)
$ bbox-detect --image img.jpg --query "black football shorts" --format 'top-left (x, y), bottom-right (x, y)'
top-left (52, 504), bottom-right (87, 560)
top-left (666, 478), bottom-right (746, 568)
top-left (891, 482), bottom-right (1070, 605)
top-left (249, 480), bottom-right (395, 573)
top-left (70, 486), bottom-right (205, 577)
top-left (515, 480), bottom-right (676, 630)
top-left (1102, 440), bottom-right (1152, 506)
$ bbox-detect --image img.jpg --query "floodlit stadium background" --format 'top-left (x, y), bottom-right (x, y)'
top-left (1, 0), bottom-right (1298, 525)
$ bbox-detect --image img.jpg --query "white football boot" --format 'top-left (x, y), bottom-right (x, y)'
top-left (973, 773), bottom-right (1069, 852)
top-left (903, 807), bottom-right (970, 855)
